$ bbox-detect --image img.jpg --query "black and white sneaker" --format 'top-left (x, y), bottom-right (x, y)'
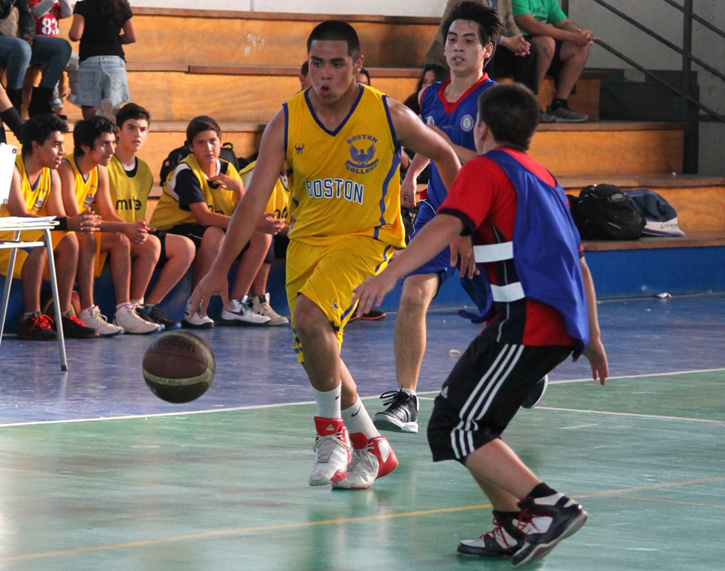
top-left (511, 493), bottom-right (588, 568)
top-left (458, 510), bottom-right (525, 557)
top-left (522, 375), bottom-right (548, 409)
top-left (138, 304), bottom-right (179, 331)
top-left (373, 390), bottom-right (419, 433)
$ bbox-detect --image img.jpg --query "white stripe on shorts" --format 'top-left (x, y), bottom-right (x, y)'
top-left (450, 344), bottom-right (525, 459)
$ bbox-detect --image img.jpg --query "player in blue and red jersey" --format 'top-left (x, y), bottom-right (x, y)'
top-left (354, 82), bottom-right (608, 567)
top-left (373, 1), bottom-right (501, 434)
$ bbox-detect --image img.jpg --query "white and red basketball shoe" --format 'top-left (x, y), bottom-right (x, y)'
top-left (332, 432), bottom-right (398, 489)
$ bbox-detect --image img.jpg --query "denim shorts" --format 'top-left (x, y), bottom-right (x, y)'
top-left (74, 55), bottom-right (130, 108)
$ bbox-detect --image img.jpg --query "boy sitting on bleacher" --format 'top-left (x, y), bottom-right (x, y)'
top-left (0, 114), bottom-right (98, 340)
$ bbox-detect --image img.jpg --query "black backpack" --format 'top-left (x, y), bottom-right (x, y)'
top-left (570, 184), bottom-right (645, 240)
top-left (159, 142), bottom-right (240, 184)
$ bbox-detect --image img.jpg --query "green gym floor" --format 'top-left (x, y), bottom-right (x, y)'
top-left (0, 294), bottom-right (724, 570)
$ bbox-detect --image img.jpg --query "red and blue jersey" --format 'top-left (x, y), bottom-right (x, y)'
top-left (419, 74), bottom-right (496, 209)
top-left (439, 147), bottom-right (588, 357)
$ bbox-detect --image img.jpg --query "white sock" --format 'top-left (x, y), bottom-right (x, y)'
top-left (313, 384), bottom-right (342, 419)
top-left (401, 387), bottom-right (416, 396)
top-left (342, 396), bottom-right (379, 440)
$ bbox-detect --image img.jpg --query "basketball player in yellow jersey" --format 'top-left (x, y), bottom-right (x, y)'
top-left (0, 114), bottom-right (99, 340)
top-left (58, 116), bottom-right (161, 336)
top-left (108, 103), bottom-right (194, 330)
top-left (190, 21), bottom-right (460, 490)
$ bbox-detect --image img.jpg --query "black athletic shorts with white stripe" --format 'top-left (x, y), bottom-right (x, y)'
top-left (427, 337), bottom-right (572, 464)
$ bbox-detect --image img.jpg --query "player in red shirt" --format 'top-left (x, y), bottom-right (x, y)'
top-left (354, 83), bottom-right (608, 567)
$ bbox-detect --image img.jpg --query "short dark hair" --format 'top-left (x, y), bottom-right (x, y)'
top-left (307, 20), bottom-right (360, 59)
top-left (115, 102), bottom-right (151, 130)
top-left (300, 61), bottom-right (309, 76)
top-left (477, 83), bottom-right (539, 151)
top-left (186, 116), bottom-right (221, 146)
top-left (20, 114), bottom-right (68, 157)
top-left (442, 1), bottom-right (504, 56)
top-left (417, 64), bottom-right (449, 91)
top-left (73, 116), bottom-right (118, 156)
top-left (358, 67), bottom-right (371, 85)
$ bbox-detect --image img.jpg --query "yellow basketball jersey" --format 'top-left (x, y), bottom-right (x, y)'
top-left (63, 153), bottom-right (99, 211)
top-left (150, 155), bottom-right (241, 230)
top-left (284, 84), bottom-right (405, 248)
top-left (0, 155), bottom-right (62, 278)
top-left (239, 160), bottom-right (290, 221)
top-left (106, 155), bottom-right (153, 222)
top-left (0, 155), bottom-right (52, 217)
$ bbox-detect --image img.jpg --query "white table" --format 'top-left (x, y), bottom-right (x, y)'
top-left (0, 218), bottom-right (67, 370)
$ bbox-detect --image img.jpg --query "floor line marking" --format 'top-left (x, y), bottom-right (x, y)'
top-left (1, 368), bottom-right (722, 429)
top-left (1, 476), bottom-right (723, 563)
top-left (535, 406), bottom-right (725, 425)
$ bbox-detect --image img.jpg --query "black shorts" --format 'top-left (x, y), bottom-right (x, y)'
top-left (165, 223), bottom-right (215, 250)
top-left (427, 337), bottom-right (572, 464)
top-left (165, 223), bottom-right (253, 258)
top-left (546, 40), bottom-right (565, 84)
top-left (148, 228), bottom-right (168, 265)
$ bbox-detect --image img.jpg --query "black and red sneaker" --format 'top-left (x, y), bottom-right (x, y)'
top-left (458, 510), bottom-right (525, 557)
top-left (18, 314), bottom-right (57, 341)
top-left (56, 314), bottom-right (98, 339)
top-left (511, 493), bottom-right (588, 568)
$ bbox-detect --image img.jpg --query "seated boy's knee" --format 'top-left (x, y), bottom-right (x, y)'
top-left (77, 231), bottom-right (97, 251)
top-left (55, 232), bottom-right (79, 256)
top-left (200, 226), bottom-right (225, 247)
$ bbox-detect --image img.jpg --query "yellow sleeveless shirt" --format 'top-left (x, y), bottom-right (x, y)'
top-left (106, 155), bottom-right (153, 223)
top-left (239, 160), bottom-right (289, 221)
top-left (1, 154), bottom-right (52, 217)
top-left (284, 84), bottom-right (405, 248)
top-left (63, 153), bottom-right (99, 211)
top-left (150, 154), bottom-right (241, 230)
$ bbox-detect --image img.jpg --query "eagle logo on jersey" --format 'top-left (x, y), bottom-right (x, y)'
top-left (345, 134), bottom-right (379, 174)
top-left (295, 143), bottom-right (304, 154)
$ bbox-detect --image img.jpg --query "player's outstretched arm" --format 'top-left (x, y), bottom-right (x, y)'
top-left (577, 256), bottom-right (608, 385)
top-left (188, 109), bottom-right (286, 316)
top-left (354, 213), bottom-right (464, 314)
top-left (387, 99), bottom-right (460, 191)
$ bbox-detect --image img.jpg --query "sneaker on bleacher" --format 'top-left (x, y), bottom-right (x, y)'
top-left (547, 104), bottom-right (588, 123)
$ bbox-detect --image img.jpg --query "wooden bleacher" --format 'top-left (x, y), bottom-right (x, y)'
top-left (2, 7), bottom-right (723, 310)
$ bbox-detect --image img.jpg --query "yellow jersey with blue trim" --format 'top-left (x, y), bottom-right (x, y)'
top-left (62, 153), bottom-right (99, 211)
top-left (239, 160), bottom-right (290, 222)
top-left (107, 155), bottom-right (153, 223)
top-left (1, 155), bottom-right (52, 217)
top-left (284, 84), bottom-right (405, 247)
top-left (150, 154), bottom-right (241, 230)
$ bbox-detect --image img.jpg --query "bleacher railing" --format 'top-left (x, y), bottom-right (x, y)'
top-left (587, 0), bottom-right (724, 125)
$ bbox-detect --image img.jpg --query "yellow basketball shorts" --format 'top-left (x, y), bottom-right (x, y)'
top-left (0, 229), bottom-right (70, 280)
top-left (286, 236), bottom-right (396, 362)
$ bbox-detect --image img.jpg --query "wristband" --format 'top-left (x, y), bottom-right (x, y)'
top-left (56, 217), bottom-right (68, 231)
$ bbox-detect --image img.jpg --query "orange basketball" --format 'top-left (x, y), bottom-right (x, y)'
top-left (142, 332), bottom-right (215, 403)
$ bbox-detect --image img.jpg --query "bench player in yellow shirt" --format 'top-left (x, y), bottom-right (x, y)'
top-left (0, 114), bottom-right (98, 340)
